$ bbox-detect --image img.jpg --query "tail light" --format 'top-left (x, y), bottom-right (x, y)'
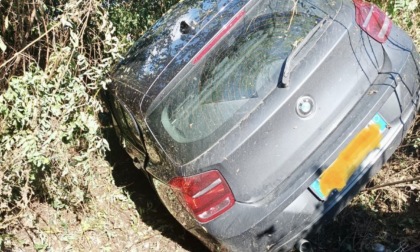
top-left (193, 10), bottom-right (246, 64)
top-left (169, 170), bottom-right (235, 223)
top-left (354, 0), bottom-right (392, 43)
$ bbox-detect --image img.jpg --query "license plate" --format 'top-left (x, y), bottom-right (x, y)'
top-left (310, 113), bottom-right (387, 201)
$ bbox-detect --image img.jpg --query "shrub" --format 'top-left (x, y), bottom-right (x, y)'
top-left (106, 0), bottom-right (179, 41)
top-left (0, 0), bottom-right (120, 230)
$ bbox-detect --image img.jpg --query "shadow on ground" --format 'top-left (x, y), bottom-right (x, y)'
top-left (306, 201), bottom-right (420, 252)
top-left (102, 122), bottom-right (208, 252)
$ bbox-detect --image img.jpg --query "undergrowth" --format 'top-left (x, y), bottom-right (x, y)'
top-left (106, 0), bottom-right (179, 39)
top-left (0, 0), bottom-right (179, 249)
top-left (0, 0), bottom-right (121, 232)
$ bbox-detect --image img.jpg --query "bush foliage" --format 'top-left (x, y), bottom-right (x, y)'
top-left (106, 0), bottom-right (179, 39)
top-left (0, 0), bottom-right (180, 237)
top-left (0, 0), bottom-right (120, 229)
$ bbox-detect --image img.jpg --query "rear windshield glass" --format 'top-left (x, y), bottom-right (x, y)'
top-left (147, 0), bottom-right (341, 164)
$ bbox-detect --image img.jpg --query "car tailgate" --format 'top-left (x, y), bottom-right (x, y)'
top-left (184, 1), bottom-right (386, 203)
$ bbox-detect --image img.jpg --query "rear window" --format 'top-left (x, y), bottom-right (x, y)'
top-left (147, 0), bottom-right (341, 164)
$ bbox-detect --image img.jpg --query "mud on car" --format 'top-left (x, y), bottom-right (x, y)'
top-left (104, 0), bottom-right (420, 251)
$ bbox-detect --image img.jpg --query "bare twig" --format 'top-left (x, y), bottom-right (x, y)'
top-left (407, 243), bottom-right (420, 252)
top-left (0, 22), bottom-right (60, 69)
top-left (361, 176), bottom-right (420, 192)
top-left (287, 0), bottom-right (298, 31)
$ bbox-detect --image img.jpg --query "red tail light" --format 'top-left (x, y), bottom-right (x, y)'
top-left (169, 170), bottom-right (235, 223)
top-left (354, 0), bottom-right (392, 43)
top-left (193, 10), bottom-right (246, 64)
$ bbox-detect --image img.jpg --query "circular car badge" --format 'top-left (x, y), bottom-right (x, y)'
top-left (296, 96), bottom-right (316, 118)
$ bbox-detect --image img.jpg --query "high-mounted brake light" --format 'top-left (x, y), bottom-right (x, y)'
top-left (193, 10), bottom-right (246, 64)
top-left (354, 0), bottom-right (392, 43)
top-left (169, 170), bottom-right (235, 223)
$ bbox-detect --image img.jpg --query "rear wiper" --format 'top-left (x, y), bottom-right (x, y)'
top-left (277, 57), bottom-right (289, 88)
top-left (278, 17), bottom-right (330, 88)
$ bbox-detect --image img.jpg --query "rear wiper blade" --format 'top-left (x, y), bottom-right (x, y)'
top-left (278, 17), bottom-right (330, 88)
top-left (277, 57), bottom-right (289, 88)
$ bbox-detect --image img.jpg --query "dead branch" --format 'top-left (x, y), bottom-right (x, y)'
top-left (361, 176), bottom-right (420, 192)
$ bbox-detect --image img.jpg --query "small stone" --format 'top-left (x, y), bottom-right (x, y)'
top-left (372, 243), bottom-right (385, 252)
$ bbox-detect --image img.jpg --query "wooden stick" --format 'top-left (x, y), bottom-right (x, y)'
top-left (361, 176), bottom-right (420, 192)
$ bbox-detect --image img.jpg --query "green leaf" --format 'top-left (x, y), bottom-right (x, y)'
top-left (408, 0), bottom-right (418, 11)
top-left (0, 36), bottom-right (7, 52)
top-left (34, 243), bottom-right (47, 251)
top-left (60, 16), bottom-right (73, 28)
top-left (4, 16), bottom-right (9, 30)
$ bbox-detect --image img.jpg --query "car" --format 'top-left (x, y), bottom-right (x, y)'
top-left (104, 0), bottom-right (420, 251)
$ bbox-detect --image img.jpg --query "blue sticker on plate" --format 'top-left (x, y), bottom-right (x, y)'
top-left (309, 179), bottom-right (326, 201)
top-left (372, 113), bottom-right (387, 132)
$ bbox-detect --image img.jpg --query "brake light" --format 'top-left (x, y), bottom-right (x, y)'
top-left (354, 0), bottom-right (392, 43)
top-left (193, 10), bottom-right (246, 64)
top-left (169, 170), bottom-right (235, 223)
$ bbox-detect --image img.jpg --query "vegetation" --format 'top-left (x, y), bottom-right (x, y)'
top-left (106, 0), bottom-right (179, 38)
top-left (0, 0), bottom-right (184, 250)
top-left (0, 0), bottom-right (418, 251)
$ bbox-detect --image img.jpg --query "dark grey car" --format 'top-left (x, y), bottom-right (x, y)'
top-left (105, 0), bottom-right (420, 251)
